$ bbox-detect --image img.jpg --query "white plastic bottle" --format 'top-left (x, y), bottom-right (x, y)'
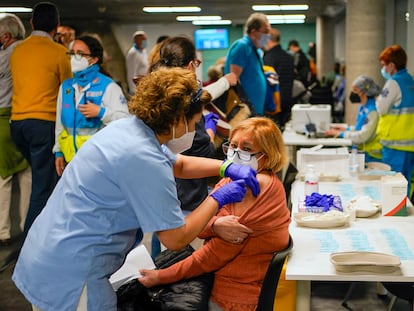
top-left (304, 164), bottom-right (319, 195)
top-left (349, 145), bottom-right (359, 178)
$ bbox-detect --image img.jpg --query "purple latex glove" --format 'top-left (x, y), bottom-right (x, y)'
top-left (304, 193), bottom-right (343, 212)
top-left (224, 163), bottom-right (260, 197)
top-left (204, 112), bottom-right (219, 134)
top-left (210, 180), bottom-right (247, 209)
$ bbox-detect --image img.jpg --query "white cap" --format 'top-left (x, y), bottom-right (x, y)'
top-left (133, 30), bottom-right (146, 38)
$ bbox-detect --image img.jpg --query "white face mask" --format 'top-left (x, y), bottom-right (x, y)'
top-left (71, 55), bottom-right (89, 73)
top-left (226, 147), bottom-right (264, 171)
top-left (166, 118), bottom-right (195, 154)
top-left (257, 33), bottom-right (270, 48)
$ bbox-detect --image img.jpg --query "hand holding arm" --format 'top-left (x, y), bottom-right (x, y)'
top-left (213, 215), bottom-right (253, 244)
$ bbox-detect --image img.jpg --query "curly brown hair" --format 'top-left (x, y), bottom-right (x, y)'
top-left (128, 67), bottom-right (211, 135)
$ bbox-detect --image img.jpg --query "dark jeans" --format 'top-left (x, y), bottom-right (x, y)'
top-left (10, 119), bottom-right (58, 234)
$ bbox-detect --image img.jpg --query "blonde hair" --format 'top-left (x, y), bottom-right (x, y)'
top-left (128, 67), bottom-right (211, 135)
top-left (229, 117), bottom-right (288, 174)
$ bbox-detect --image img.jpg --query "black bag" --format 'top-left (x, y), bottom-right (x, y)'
top-left (211, 83), bottom-right (256, 121)
top-left (117, 245), bottom-right (214, 311)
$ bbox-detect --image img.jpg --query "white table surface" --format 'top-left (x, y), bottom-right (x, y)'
top-left (286, 179), bottom-right (414, 310)
top-left (282, 128), bottom-right (353, 147)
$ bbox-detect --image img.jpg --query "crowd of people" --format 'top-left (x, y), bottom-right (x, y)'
top-left (1, 1), bottom-right (414, 310)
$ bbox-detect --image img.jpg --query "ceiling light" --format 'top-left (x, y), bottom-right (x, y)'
top-left (279, 5), bottom-right (309, 11)
top-left (269, 19), bottom-right (305, 24)
top-left (267, 14), bottom-right (306, 19)
top-left (143, 6), bottom-right (201, 13)
top-left (0, 7), bottom-right (32, 13)
top-left (267, 14), bottom-right (306, 24)
top-left (252, 4), bottom-right (309, 11)
top-left (192, 20), bottom-right (232, 25)
top-left (176, 15), bottom-right (222, 22)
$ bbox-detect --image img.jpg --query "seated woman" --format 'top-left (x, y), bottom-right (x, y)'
top-left (139, 117), bottom-right (292, 311)
top-left (325, 75), bottom-right (382, 162)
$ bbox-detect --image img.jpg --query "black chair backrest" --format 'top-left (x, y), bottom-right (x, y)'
top-left (256, 235), bottom-right (294, 311)
top-left (382, 282), bottom-right (414, 302)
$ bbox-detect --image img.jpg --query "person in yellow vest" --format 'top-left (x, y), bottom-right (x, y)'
top-left (53, 35), bottom-right (129, 176)
top-left (376, 45), bottom-right (414, 195)
top-left (325, 75), bottom-right (382, 162)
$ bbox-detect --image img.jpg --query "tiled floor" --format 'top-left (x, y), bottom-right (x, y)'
top-left (1, 238), bottom-right (412, 311)
top-left (1, 187), bottom-right (412, 311)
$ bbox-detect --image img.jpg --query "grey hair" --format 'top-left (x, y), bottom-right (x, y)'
top-left (353, 75), bottom-right (382, 97)
top-left (244, 13), bottom-right (268, 34)
top-left (0, 13), bottom-right (25, 39)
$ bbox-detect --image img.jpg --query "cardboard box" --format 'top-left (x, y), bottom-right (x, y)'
top-left (380, 173), bottom-right (408, 216)
top-left (297, 147), bottom-right (350, 178)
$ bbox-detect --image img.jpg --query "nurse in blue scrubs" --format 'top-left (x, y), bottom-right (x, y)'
top-left (12, 67), bottom-right (260, 311)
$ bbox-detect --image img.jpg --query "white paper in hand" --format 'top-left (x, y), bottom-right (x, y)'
top-left (109, 244), bottom-right (155, 291)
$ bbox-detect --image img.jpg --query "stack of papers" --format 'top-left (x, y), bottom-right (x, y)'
top-left (109, 244), bottom-right (155, 291)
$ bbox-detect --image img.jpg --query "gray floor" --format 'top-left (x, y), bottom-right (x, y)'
top-left (0, 185), bottom-right (412, 310)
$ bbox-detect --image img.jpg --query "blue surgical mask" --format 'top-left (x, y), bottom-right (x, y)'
top-left (141, 40), bottom-right (148, 49)
top-left (257, 33), bottom-right (270, 48)
top-left (381, 66), bottom-right (392, 80)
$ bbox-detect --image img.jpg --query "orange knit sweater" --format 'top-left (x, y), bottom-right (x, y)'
top-left (157, 173), bottom-right (291, 310)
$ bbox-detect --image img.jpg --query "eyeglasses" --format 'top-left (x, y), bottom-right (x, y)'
top-left (66, 51), bottom-right (92, 60)
top-left (222, 142), bottom-right (261, 161)
top-left (192, 59), bottom-right (202, 68)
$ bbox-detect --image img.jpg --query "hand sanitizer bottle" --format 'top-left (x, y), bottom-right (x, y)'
top-left (304, 164), bottom-right (319, 195)
top-left (349, 145), bottom-right (359, 178)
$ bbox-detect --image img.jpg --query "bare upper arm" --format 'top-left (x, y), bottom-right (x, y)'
top-left (229, 64), bottom-right (243, 79)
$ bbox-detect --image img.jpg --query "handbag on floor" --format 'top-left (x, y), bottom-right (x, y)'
top-left (116, 245), bottom-right (214, 311)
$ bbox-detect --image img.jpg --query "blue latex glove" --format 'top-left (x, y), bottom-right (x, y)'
top-left (210, 180), bottom-right (247, 209)
top-left (224, 163), bottom-right (260, 197)
top-left (204, 112), bottom-right (219, 134)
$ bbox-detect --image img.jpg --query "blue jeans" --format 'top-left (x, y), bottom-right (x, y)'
top-left (10, 119), bottom-right (58, 234)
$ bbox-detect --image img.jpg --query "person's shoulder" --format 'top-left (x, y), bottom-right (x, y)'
top-left (256, 172), bottom-right (277, 191)
top-left (51, 41), bottom-right (70, 55)
top-left (126, 46), bottom-right (137, 55)
top-left (230, 36), bottom-right (250, 48)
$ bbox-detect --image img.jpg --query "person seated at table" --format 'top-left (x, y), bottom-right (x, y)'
top-left (139, 117), bottom-right (293, 311)
top-left (324, 75), bottom-right (382, 162)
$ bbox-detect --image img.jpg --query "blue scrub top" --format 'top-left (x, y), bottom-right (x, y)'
top-left (225, 35), bottom-right (267, 115)
top-left (13, 117), bottom-right (185, 311)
